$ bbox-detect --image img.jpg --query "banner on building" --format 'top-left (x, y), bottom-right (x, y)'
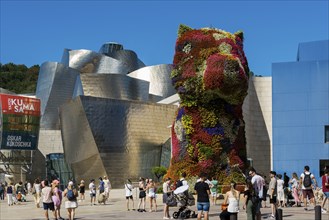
top-left (0, 94), bottom-right (41, 150)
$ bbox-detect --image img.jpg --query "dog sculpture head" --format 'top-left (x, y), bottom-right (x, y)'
top-left (171, 24), bottom-right (249, 106)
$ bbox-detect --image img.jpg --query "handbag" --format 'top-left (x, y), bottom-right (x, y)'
top-left (166, 192), bottom-right (177, 207)
top-left (221, 203), bottom-right (228, 211)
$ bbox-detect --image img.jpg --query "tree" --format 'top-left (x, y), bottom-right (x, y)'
top-left (151, 166), bottom-right (167, 182)
top-left (0, 62), bottom-right (39, 94)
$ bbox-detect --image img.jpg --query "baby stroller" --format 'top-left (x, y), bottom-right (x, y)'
top-left (285, 188), bottom-right (295, 207)
top-left (172, 185), bottom-right (197, 219)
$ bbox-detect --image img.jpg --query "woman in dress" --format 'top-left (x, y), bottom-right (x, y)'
top-left (52, 179), bottom-right (64, 220)
top-left (289, 172), bottom-right (301, 206)
top-left (276, 174), bottom-right (285, 207)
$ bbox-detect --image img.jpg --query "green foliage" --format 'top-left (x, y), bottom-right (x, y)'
top-left (0, 62), bottom-right (39, 94)
top-left (151, 166), bottom-right (167, 182)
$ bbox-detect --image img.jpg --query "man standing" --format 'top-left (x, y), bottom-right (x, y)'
top-left (41, 179), bottom-right (57, 220)
top-left (194, 173), bottom-right (211, 220)
top-left (268, 171), bottom-right (277, 219)
top-left (300, 165), bottom-right (317, 211)
top-left (249, 168), bottom-right (264, 220)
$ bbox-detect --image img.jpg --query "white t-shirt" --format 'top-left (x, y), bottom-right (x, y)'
top-left (300, 171), bottom-right (315, 189)
top-left (251, 174), bottom-right (264, 198)
top-left (125, 183), bottom-right (133, 197)
top-left (41, 186), bottom-right (53, 203)
top-left (89, 182), bottom-right (96, 194)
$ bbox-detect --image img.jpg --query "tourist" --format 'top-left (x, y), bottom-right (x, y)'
top-left (289, 172), bottom-right (301, 207)
top-left (103, 176), bottom-right (111, 201)
top-left (89, 179), bottom-right (96, 206)
top-left (41, 179), bottom-right (57, 220)
top-left (195, 173), bottom-right (211, 220)
top-left (52, 179), bottom-right (64, 220)
top-left (146, 179), bottom-right (157, 212)
top-left (300, 165), bottom-right (317, 211)
top-left (276, 174), bottom-right (285, 207)
top-left (78, 180), bottom-right (85, 202)
top-left (243, 178), bottom-right (256, 220)
top-left (125, 179), bottom-right (135, 211)
top-left (0, 182), bottom-right (4, 200)
top-left (33, 178), bottom-right (42, 208)
top-left (321, 168), bottom-right (329, 213)
top-left (162, 177), bottom-right (173, 219)
top-left (137, 177), bottom-right (147, 212)
top-left (210, 176), bottom-right (218, 205)
top-left (6, 182), bottom-right (14, 206)
top-left (249, 168), bottom-right (265, 220)
top-left (268, 171), bottom-right (277, 219)
top-left (63, 181), bottom-right (78, 220)
top-left (220, 181), bottom-right (239, 220)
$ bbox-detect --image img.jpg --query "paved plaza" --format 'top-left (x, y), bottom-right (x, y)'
top-left (0, 189), bottom-right (328, 220)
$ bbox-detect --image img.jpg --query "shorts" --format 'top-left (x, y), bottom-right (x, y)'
top-left (302, 189), bottom-right (314, 199)
top-left (139, 191), bottom-right (146, 198)
top-left (90, 193), bottom-right (96, 198)
top-left (211, 191), bottom-right (217, 197)
top-left (269, 196), bottom-right (277, 204)
top-left (126, 195), bottom-right (133, 200)
top-left (43, 202), bottom-right (55, 211)
top-left (197, 202), bottom-right (210, 212)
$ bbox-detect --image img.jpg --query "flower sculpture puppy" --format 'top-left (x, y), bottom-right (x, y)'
top-left (168, 25), bottom-right (250, 183)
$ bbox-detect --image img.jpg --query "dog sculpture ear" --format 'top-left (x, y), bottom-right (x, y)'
top-left (234, 30), bottom-right (244, 41)
top-left (178, 24), bottom-right (193, 37)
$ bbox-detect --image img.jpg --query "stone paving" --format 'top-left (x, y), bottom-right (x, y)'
top-left (0, 189), bottom-right (328, 220)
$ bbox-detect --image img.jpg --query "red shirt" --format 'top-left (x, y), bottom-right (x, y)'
top-left (322, 175), bottom-right (329, 192)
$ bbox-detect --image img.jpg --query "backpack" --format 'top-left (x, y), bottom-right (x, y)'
top-left (176, 180), bottom-right (183, 188)
top-left (67, 188), bottom-right (76, 201)
top-left (303, 172), bottom-right (312, 187)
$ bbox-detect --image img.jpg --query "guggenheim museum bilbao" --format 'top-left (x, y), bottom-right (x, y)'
top-left (1, 40), bottom-right (328, 187)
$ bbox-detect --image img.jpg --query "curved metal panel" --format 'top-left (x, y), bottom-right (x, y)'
top-left (79, 74), bottom-right (149, 101)
top-left (61, 49), bottom-right (131, 74)
top-left (36, 62), bottom-right (79, 129)
top-left (128, 64), bottom-right (176, 102)
top-left (59, 96), bottom-right (177, 187)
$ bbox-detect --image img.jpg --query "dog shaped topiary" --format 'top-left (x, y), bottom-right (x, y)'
top-left (167, 25), bottom-right (250, 183)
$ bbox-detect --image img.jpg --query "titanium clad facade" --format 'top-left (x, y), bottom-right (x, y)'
top-left (59, 96), bottom-right (177, 188)
top-left (74, 74), bottom-right (149, 101)
top-left (128, 64), bottom-right (176, 102)
top-left (36, 62), bottom-right (79, 130)
top-left (61, 47), bottom-right (143, 74)
top-left (272, 40), bottom-right (329, 181)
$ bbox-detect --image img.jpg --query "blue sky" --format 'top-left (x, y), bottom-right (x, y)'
top-left (1, 1), bottom-right (328, 76)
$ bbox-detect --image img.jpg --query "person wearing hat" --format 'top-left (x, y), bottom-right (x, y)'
top-left (52, 179), bottom-right (64, 220)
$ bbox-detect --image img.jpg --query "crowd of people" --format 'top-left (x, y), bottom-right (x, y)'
top-left (219, 165), bottom-right (329, 220)
top-left (0, 165), bottom-right (328, 220)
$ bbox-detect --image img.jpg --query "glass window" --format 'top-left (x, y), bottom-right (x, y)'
top-left (319, 159), bottom-right (329, 177)
top-left (325, 125), bottom-right (329, 143)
